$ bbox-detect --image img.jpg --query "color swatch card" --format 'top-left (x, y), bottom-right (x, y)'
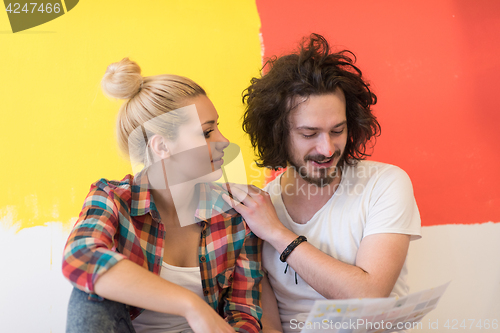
top-left (300, 282), bottom-right (450, 333)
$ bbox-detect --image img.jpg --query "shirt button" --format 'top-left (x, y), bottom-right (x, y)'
top-left (200, 256), bottom-right (206, 262)
top-left (203, 290), bottom-right (209, 295)
top-left (202, 230), bottom-right (207, 236)
top-left (228, 276), bottom-right (233, 283)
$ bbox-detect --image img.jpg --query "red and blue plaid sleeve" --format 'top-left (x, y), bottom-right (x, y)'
top-left (224, 224), bottom-right (264, 333)
top-left (62, 179), bottom-right (128, 297)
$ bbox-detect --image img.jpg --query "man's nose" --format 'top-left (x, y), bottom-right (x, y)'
top-left (316, 134), bottom-right (334, 157)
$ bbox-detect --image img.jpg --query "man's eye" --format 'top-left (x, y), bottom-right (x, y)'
top-left (302, 133), bottom-right (315, 138)
top-left (332, 128), bottom-right (345, 135)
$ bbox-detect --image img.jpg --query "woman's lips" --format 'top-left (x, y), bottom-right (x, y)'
top-left (212, 158), bottom-right (224, 167)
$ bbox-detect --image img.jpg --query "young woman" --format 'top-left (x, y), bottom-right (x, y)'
top-left (62, 58), bottom-right (263, 333)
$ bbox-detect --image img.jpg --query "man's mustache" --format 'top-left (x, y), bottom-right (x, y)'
top-left (305, 150), bottom-right (341, 162)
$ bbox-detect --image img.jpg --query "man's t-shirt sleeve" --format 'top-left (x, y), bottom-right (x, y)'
top-left (363, 166), bottom-right (422, 240)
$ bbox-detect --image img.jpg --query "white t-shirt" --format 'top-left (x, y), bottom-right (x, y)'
top-left (132, 262), bottom-right (204, 333)
top-left (262, 160), bottom-right (422, 333)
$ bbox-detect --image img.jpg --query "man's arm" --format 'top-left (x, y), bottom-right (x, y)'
top-left (265, 229), bottom-right (410, 299)
top-left (222, 174), bottom-right (416, 299)
top-left (261, 273), bottom-right (284, 333)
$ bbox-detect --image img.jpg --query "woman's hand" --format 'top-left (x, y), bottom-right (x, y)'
top-left (184, 296), bottom-right (234, 333)
top-left (94, 260), bottom-right (234, 332)
top-left (221, 183), bottom-right (293, 244)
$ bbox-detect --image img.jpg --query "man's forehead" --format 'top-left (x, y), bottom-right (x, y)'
top-left (289, 99), bottom-right (346, 129)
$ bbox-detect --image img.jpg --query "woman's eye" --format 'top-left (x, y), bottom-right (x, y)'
top-left (204, 129), bottom-right (214, 138)
top-left (302, 133), bottom-right (315, 138)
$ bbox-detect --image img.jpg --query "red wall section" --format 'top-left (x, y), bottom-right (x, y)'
top-left (256, 0), bottom-right (500, 226)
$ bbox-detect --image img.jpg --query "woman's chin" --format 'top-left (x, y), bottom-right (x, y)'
top-left (198, 168), bottom-right (223, 183)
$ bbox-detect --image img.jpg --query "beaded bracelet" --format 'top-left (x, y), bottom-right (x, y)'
top-left (279, 236), bottom-right (307, 262)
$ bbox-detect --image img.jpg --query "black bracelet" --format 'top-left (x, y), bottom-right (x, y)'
top-left (279, 236), bottom-right (307, 262)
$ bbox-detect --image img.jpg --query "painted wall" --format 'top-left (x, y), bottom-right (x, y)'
top-left (256, 0), bottom-right (500, 330)
top-left (0, 1), bottom-right (263, 331)
top-left (1, 0), bottom-right (499, 332)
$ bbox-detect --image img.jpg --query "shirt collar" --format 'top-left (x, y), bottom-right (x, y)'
top-left (130, 169), bottom-right (160, 221)
top-left (194, 182), bottom-right (237, 222)
top-left (131, 169), bottom-right (236, 223)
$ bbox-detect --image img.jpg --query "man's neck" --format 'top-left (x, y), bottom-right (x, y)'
top-left (279, 167), bottom-right (342, 224)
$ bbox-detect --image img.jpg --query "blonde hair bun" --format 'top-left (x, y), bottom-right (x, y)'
top-left (102, 59), bottom-right (206, 167)
top-left (101, 58), bottom-right (143, 99)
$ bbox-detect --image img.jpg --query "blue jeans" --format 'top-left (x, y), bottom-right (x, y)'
top-left (66, 287), bottom-right (136, 333)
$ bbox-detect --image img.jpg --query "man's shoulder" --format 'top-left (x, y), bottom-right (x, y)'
top-left (344, 160), bottom-right (409, 182)
top-left (342, 160), bottom-right (416, 204)
top-left (346, 159), bottom-right (398, 171)
top-left (262, 172), bottom-right (283, 197)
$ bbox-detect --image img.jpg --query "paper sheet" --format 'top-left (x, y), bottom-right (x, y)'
top-left (300, 282), bottom-right (450, 333)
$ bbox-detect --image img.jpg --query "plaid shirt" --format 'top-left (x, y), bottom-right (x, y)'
top-left (62, 171), bottom-right (263, 333)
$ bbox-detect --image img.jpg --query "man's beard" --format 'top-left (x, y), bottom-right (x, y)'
top-left (288, 150), bottom-right (343, 187)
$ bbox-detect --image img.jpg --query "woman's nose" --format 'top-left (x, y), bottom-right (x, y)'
top-left (215, 131), bottom-right (230, 150)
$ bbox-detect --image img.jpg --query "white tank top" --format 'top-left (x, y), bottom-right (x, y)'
top-left (132, 261), bottom-right (204, 333)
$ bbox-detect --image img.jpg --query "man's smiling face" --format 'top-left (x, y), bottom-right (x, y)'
top-left (286, 88), bottom-right (347, 187)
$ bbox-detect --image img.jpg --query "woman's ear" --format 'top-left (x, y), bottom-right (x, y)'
top-left (149, 134), bottom-right (171, 160)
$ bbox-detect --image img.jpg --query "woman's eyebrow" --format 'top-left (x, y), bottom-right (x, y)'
top-left (202, 120), bottom-right (216, 126)
top-left (202, 115), bottom-right (219, 126)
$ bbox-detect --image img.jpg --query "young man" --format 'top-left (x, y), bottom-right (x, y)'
top-left (223, 34), bottom-right (421, 332)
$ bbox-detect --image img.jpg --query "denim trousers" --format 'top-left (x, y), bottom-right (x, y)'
top-left (66, 287), bottom-right (136, 333)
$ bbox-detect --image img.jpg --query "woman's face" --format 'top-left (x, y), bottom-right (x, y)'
top-left (191, 95), bottom-right (229, 171)
top-left (161, 95), bottom-right (230, 185)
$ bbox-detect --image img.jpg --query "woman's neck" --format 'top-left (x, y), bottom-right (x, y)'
top-left (147, 162), bottom-right (199, 228)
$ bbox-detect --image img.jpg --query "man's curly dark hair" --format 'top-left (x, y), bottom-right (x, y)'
top-left (242, 33), bottom-right (381, 170)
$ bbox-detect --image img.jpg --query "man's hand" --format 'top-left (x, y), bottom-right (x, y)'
top-left (221, 183), bottom-right (291, 245)
top-left (221, 184), bottom-right (411, 300)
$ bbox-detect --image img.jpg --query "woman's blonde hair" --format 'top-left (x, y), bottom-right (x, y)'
top-left (101, 58), bottom-right (206, 167)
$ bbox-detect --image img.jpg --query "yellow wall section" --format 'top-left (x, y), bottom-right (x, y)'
top-left (0, 1), bottom-right (263, 229)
